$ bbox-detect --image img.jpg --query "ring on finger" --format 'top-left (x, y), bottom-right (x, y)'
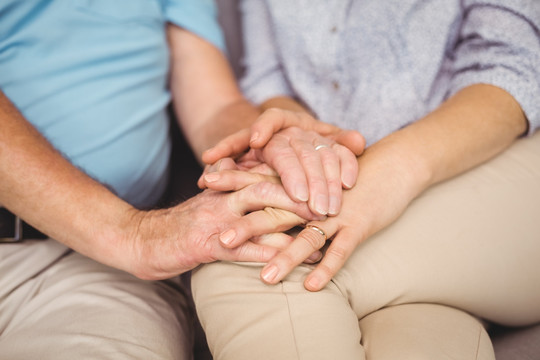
top-left (305, 224), bottom-right (327, 241)
top-left (314, 144), bottom-right (330, 151)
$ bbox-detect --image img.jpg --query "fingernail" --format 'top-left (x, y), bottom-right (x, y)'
top-left (315, 194), bottom-right (328, 215)
top-left (219, 229), bottom-right (236, 245)
top-left (261, 264), bottom-right (279, 283)
top-left (328, 196), bottom-right (340, 215)
top-left (306, 275), bottom-right (321, 290)
top-left (204, 173), bottom-right (220, 183)
top-left (342, 175), bottom-right (355, 189)
top-left (295, 184), bottom-right (309, 202)
top-left (250, 132), bottom-right (259, 144)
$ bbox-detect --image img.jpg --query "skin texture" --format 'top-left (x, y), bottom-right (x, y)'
top-left (202, 83), bottom-right (528, 291)
top-left (201, 101), bottom-right (366, 216)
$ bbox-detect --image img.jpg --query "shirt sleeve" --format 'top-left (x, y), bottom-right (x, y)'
top-left (164, 0), bottom-right (225, 52)
top-left (447, 0), bottom-right (540, 135)
top-left (239, 0), bottom-right (294, 104)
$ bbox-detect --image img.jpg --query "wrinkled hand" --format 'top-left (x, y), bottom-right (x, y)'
top-left (123, 175), bottom-right (324, 280)
top-left (205, 143), bottom-right (425, 291)
top-left (201, 109), bottom-right (366, 216)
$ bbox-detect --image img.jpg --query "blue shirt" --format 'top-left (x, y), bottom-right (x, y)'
top-left (0, 0), bottom-right (224, 208)
top-left (240, 0), bottom-right (540, 146)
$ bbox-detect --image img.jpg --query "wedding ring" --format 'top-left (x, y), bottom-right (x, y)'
top-left (305, 224), bottom-right (327, 241)
top-left (314, 144), bottom-right (329, 151)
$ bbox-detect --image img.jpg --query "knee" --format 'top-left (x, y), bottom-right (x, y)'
top-left (359, 303), bottom-right (495, 360)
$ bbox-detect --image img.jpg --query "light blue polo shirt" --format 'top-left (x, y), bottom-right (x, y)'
top-left (0, 0), bottom-right (224, 208)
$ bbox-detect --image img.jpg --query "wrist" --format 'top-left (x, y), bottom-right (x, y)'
top-left (363, 133), bottom-right (433, 200)
top-left (68, 197), bottom-right (143, 275)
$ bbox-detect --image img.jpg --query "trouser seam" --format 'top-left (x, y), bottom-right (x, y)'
top-left (282, 281), bottom-right (302, 360)
top-left (474, 324), bottom-right (482, 360)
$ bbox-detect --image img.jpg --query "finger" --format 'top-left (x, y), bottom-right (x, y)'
top-left (289, 138), bottom-right (330, 215)
top-left (319, 144), bottom-right (343, 215)
top-left (251, 233), bottom-right (323, 264)
top-left (251, 232), bottom-right (294, 249)
top-left (304, 227), bottom-right (359, 291)
top-left (250, 109), bottom-right (339, 148)
top-left (262, 135), bottom-right (310, 203)
top-left (197, 158), bottom-right (239, 188)
top-left (334, 144), bottom-right (359, 189)
top-left (201, 128), bottom-right (251, 165)
top-left (203, 169), bottom-right (280, 192)
top-left (197, 164), bottom-right (211, 189)
top-left (218, 241), bottom-right (280, 264)
top-left (247, 161), bottom-right (279, 176)
top-left (259, 221), bottom-right (338, 284)
top-left (329, 129), bottom-right (366, 156)
top-left (219, 207), bottom-right (306, 248)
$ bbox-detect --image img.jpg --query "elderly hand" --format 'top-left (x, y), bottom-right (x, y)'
top-left (201, 108), bottom-right (366, 216)
top-left (123, 172), bottom-right (324, 280)
top-left (203, 138), bottom-right (428, 291)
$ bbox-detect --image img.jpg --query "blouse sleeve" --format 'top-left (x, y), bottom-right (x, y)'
top-left (447, 0), bottom-right (540, 134)
top-left (239, 0), bottom-right (294, 104)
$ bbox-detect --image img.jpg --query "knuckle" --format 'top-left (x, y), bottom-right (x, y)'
top-left (279, 250), bottom-right (300, 268)
top-left (264, 207), bottom-right (288, 222)
top-left (251, 181), bottom-right (275, 199)
top-left (326, 178), bottom-right (343, 191)
top-left (322, 148), bottom-right (340, 163)
top-left (309, 177), bottom-right (328, 190)
top-left (298, 147), bottom-right (316, 163)
top-left (264, 107), bottom-right (285, 118)
top-left (301, 230), bottom-right (326, 250)
top-left (316, 263), bottom-right (335, 279)
top-left (326, 245), bottom-right (349, 262)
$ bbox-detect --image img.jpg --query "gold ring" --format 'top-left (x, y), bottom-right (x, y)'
top-left (314, 144), bottom-right (330, 151)
top-left (306, 224), bottom-right (327, 241)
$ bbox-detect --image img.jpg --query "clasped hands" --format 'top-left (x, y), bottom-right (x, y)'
top-left (198, 108), bottom-right (367, 291)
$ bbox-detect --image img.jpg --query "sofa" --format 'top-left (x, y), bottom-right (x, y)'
top-left (170, 1), bottom-right (539, 359)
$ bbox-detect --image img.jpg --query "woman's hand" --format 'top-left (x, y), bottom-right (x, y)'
top-left (212, 84), bottom-right (528, 291)
top-left (204, 135), bottom-right (430, 291)
top-left (200, 109), bottom-right (366, 216)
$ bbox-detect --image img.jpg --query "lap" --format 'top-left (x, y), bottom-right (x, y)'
top-left (338, 131), bottom-right (540, 325)
top-left (193, 133), bottom-right (540, 358)
top-left (193, 262), bottom-right (493, 360)
top-left (0, 240), bottom-right (193, 360)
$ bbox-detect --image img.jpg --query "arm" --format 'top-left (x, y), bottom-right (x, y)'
top-left (207, 84), bottom-right (528, 289)
top-left (167, 24), bottom-right (259, 162)
top-left (260, 84), bottom-right (528, 290)
top-left (168, 24), bottom-right (364, 215)
top-left (0, 91), bottom-right (135, 270)
top-left (0, 90), bottom-right (318, 279)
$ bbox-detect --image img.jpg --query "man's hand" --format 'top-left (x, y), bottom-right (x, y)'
top-left (123, 177), bottom-right (323, 280)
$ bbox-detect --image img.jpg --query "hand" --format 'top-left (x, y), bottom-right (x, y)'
top-left (209, 140), bottom-right (427, 291)
top-left (202, 109), bottom-right (366, 216)
top-left (123, 173), bottom-right (324, 280)
top-left (202, 108), bottom-right (365, 163)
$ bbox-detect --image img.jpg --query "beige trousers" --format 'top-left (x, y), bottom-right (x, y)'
top-left (192, 131), bottom-right (540, 360)
top-left (0, 239), bottom-right (193, 360)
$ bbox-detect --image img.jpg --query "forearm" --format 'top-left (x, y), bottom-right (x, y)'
top-left (167, 24), bottom-right (260, 161)
top-left (0, 92), bottom-right (136, 270)
top-left (376, 84), bottom-right (528, 197)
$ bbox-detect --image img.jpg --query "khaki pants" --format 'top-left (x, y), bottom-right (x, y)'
top-left (0, 239), bottom-right (193, 360)
top-left (193, 131), bottom-right (540, 360)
